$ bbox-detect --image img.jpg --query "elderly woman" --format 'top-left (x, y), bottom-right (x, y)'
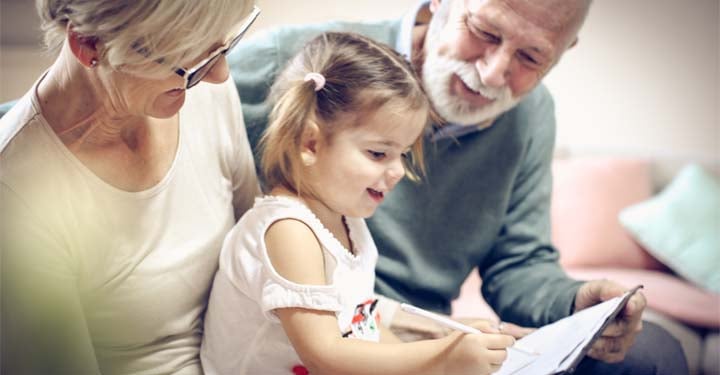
top-left (0, 0), bottom-right (260, 373)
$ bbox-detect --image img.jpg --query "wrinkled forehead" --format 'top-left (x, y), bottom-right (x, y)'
top-left (471, 0), bottom-right (589, 33)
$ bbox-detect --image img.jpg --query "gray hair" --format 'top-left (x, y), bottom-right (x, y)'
top-left (37, 0), bottom-right (253, 78)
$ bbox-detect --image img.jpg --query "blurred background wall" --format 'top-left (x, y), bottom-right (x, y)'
top-left (1, 0), bottom-right (718, 163)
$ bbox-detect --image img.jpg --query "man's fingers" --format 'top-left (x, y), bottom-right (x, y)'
top-left (575, 280), bottom-right (640, 311)
top-left (620, 293), bottom-right (647, 319)
top-left (601, 317), bottom-right (643, 337)
top-left (498, 321), bottom-right (535, 339)
top-left (589, 329), bottom-right (639, 362)
top-left (596, 336), bottom-right (624, 353)
top-left (588, 345), bottom-right (626, 363)
top-left (601, 319), bottom-right (629, 337)
top-left (591, 280), bottom-right (623, 302)
top-left (573, 281), bottom-right (648, 365)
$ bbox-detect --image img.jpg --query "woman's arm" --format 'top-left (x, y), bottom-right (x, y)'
top-left (1, 184), bottom-right (101, 374)
top-left (265, 218), bottom-right (514, 375)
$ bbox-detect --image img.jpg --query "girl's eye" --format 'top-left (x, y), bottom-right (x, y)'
top-left (367, 150), bottom-right (386, 160)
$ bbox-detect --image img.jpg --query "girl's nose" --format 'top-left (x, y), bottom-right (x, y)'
top-left (385, 158), bottom-right (405, 188)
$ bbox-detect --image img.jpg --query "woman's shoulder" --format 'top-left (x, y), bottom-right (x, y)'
top-left (0, 86), bottom-right (43, 156)
top-left (0, 87), bottom-right (70, 191)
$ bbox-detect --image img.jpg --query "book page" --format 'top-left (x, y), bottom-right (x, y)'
top-left (494, 286), bottom-right (640, 375)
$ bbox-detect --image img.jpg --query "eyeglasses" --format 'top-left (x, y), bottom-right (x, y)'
top-left (175, 6), bottom-right (260, 89)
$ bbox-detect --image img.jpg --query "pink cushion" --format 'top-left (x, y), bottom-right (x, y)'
top-left (452, 268), bottom-right (720, 328)
top-left (566, 268), bottom-right (720, 328)
top-left (551, 158), bottom-right (665, 270)
top-left (451, 271), bottom-right (498, 320)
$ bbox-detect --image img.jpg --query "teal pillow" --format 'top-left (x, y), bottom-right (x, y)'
top-left (619, 164), bottom-right (720, 293)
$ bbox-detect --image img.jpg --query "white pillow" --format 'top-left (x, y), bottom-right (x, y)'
top-left (619, 164), bottom-right (720, 293)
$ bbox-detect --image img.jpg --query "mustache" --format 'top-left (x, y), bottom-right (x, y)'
top-left (439, 57), bottom-right (509, 100)
top-left (421, 48), bottom-right (521, 126)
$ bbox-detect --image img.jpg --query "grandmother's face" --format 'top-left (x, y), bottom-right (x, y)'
top-left (86, 4), bottom-right (259, 120)
top-left (104, 52), bottom-right (230, 119)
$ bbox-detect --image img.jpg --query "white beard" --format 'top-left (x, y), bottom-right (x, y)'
top-left (422, 43), bottom-right (521, 126)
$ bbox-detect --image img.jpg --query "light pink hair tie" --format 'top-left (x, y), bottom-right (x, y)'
top-left (304, 72), bottom-right (326, 91)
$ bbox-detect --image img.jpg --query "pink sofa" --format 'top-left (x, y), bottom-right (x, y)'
top-left (451, 156), bottom-right (720, 375)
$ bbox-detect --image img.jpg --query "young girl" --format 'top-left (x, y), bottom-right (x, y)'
top-left (200, 31), bottom-right (514, 375)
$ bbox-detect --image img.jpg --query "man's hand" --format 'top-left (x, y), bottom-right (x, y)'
top-left (574, 280), bottom-right (646, 363)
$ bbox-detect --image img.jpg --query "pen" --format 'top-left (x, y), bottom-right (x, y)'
top-left (399, 303), bottom-right (538, 356)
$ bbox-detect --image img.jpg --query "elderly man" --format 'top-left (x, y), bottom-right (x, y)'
top-left (229, 0), bottom-right (687, 374)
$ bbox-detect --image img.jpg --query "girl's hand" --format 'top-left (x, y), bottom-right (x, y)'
top-left (441, 329), bottom-right (515, 375)
top-left (454, 317), bottom-right (535, 339)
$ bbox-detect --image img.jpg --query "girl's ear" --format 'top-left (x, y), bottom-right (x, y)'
top-left (300, 121), bottom-right (321, 166)
top-left (67, 23), bottom-right (99, 68)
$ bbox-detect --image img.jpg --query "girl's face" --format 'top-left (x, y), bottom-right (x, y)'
top-left (304, 102), bottom-right (427, 219)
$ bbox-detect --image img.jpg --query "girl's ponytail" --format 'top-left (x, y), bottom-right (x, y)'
top-left (260, 71), bottom-right (321, 194)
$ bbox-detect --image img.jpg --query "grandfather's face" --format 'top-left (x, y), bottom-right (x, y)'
top-left (422, 0), bottom-right (584, 125)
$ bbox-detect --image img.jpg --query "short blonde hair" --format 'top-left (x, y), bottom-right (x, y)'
top-left (260, 32), bottom-right (431, 196)
top-left (37, 0), bottom-right (254, 78)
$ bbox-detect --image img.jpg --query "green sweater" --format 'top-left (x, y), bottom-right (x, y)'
top-left (228, 18), bottom-right (583, 327)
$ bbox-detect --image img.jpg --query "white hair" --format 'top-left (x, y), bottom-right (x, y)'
top-left (37, 0), bottom-right (253, 78)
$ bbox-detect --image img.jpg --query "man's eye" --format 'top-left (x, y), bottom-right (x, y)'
top-left (518, 51), bottom-right (539, 65)
top-left (479, 31), bottom-right (500, 43)
top-left (367, 150), bottom-right (386, 160)
top-left (465, 18), bottom-right (499, 44)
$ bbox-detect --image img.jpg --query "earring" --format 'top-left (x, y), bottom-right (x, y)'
top-left (89, 58), bottom-right (98, 68)
top-left (301, 152), bottom-right (315, 166)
